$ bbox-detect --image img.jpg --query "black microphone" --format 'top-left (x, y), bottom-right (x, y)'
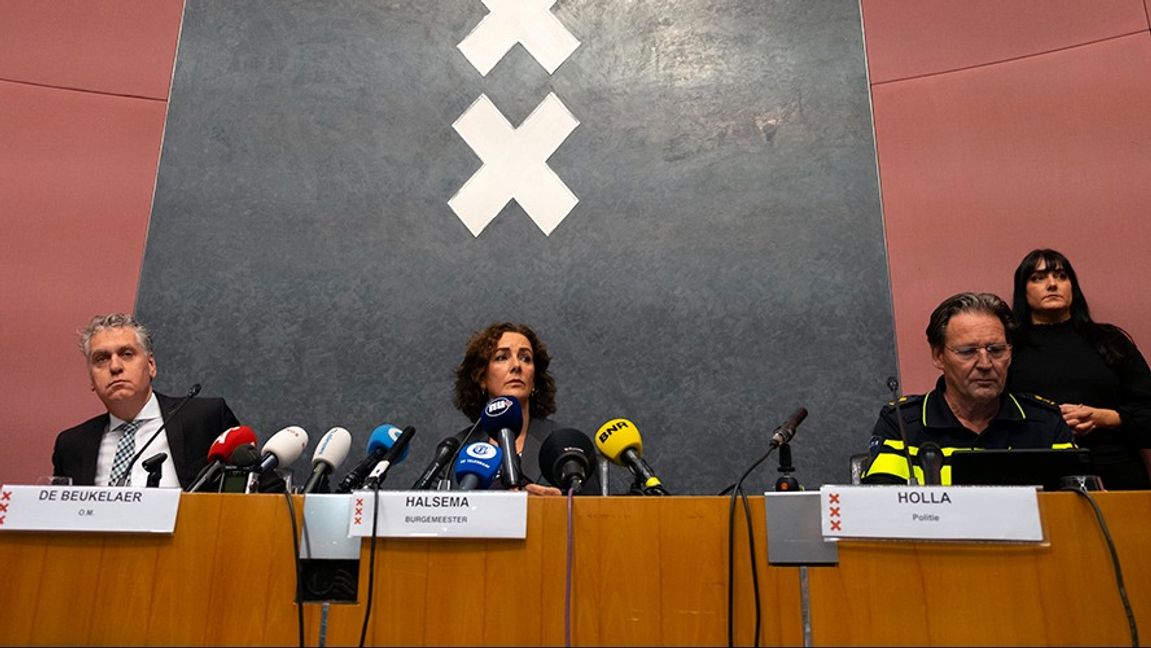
top-left (539, 428), bottom-right (596, 493)
top-left (769, 407), bottom-right (808, 447)
top-left (410, 435), bottom-right (463, 490)
top-left (886, 376), bottom-right (919, 485)
top-left (919, 441), bottom-right (943, 486)
top-left (479, 397), bottom-right (524, 489)
top-left (142, 452), bottom-right (167, 488)
top-left (114, 383), bottom-right (201, 487)
top-left (363, 426), bottom-right (416, 488)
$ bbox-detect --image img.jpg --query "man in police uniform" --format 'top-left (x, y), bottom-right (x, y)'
top-left (863, 292), bottom-right (1074, 484)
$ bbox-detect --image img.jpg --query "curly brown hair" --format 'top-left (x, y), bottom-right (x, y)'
top-left (453, 322), bottom-right (557, 421)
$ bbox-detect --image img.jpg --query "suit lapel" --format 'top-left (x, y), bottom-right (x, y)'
top-left (77, 415), bottom-right (108, 485)
top-left (156, 393), bottom-right (189, 485)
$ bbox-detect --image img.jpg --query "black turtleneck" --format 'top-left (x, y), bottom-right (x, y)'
top-left (1008, 320), bottom-right (1151, 489)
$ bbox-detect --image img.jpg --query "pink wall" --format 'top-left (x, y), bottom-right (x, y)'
top-left (0, 1), bottom-right (183, 484)
top-left (863, 0), bottom-right (1151, 392)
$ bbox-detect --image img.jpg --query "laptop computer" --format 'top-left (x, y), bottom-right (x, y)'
top-left (948, 448), bottom-right (1094, 491)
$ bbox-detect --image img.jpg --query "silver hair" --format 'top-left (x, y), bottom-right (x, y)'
top-left (79, 313), bottom-right (154, 357)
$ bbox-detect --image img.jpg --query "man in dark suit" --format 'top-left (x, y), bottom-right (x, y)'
top-left (52, 313), bottom-right (240, 488)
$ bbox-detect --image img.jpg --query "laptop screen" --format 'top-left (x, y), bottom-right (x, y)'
top-left (948, 448), bottom-right (1093, 491)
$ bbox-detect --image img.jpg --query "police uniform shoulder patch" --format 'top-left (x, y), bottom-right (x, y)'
top-left (886, 394), bottom-right (923, 409)
top-left (1015, 392), bottom-right (1062, 412)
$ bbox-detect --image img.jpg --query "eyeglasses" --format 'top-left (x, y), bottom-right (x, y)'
top-left (945, 343), bottom-right (1011, 361)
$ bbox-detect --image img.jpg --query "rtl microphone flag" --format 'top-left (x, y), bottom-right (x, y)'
top-left (187, 425), bottom-right (258, 492)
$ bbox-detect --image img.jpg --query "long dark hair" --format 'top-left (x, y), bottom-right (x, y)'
top-left (1011, 249), bottom-right (1132, 365)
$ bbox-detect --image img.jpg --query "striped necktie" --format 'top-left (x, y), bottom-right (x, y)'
top-left (108, 420), bottom-right (140, 486)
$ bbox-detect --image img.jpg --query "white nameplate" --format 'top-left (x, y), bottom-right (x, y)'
top-left (347, 490), bottom-right (527, 539)
top-left (819, 485), bottom-right (1043, 542)
top-left (0, 485), bottom-right (181, 534)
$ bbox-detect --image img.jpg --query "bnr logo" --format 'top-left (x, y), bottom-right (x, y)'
top-left (486, 397), bottom-right (513, 417)
top-left (598, 420), bottom-right (630, 444)
top-left (467, 443), bottom-right (498, 460)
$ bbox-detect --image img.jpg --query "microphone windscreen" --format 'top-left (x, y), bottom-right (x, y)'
top-left (313, 427), bottom-right (352, 469)
top-left (454, 442), bottom-right (503, 489)
top-left (367, 424), bottom-right (410, 462)
top-left (539, 428), bottom-right (595, 488)
top-left (479, 396), bottom-right (524, 440)
top-left (262, 426), bottom-right (309, 465)
top-left (207, 425), bottom-right (258, 462)
top-left (594, 418), bottom-right (643, 465)
top-left (229, 443), bottom-right (261, 468)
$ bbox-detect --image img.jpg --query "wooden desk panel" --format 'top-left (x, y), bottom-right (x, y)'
top-left (0, 492), bottom-right (1147, 646)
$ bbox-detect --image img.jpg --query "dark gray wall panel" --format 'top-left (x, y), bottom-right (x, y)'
top-left (139, 0), bottom-right (896, 494)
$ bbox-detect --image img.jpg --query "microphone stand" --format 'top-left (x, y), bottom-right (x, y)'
top-left (886, 377), bottom-right (919, 485)
top-left (115, 384), bottom-right (202, 487)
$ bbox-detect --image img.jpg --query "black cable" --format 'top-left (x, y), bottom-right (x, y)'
top-left (1068, 486), bottom-right (1139, 647)
top-left (358, 481), bottom-right (383, 648)
top-left (726, 445), bottom-right (777, 647)
top-left (281, 491), bottom-right (305, 648)
top-left (564, 485), bottom-right (576, 648)
top-left (739, 486), bottom-right (761, 647)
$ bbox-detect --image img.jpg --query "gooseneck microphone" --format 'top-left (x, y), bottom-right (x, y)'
top-left (539, 428), bottom-right (596, 493)
top-left (363, 426), bottom-right (416, 489)
top-left (186, 425), bottom-right (258, 492)
top-left (480, 396), bottom-right (524, 489)
top-left (769, 407), bottom-right (808, 447)
top-left (411, 435), bottom-right (463, 490)
top-left (594, 418), bottom-right (669, 496)
top-left (302, 427), bottom-right (353, 494)
top-left (335, 424), bottom-right (405, 493)
top-left (886, 376), bottom-right (919, 485)
top-left (114, 383), bottom-right (202, 487)
top-left (454, 442), bottom-right (503, 490)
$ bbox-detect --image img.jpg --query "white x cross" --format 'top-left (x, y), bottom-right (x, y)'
top-left (448, 93), bottom-right (579, 237)
top-left (458, 0), bottom-right (580, 76)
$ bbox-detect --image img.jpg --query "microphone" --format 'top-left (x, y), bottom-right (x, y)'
top-left (919, 441), bottom-right (943, 485)
top-left (886, 376), bottom-right (919, 485)
top-left (186, 425), bottom-right (258, 492)
top-left (142, 452), bottom-right (167, 488)
top-left (301, 427), bottom-right (353, 494)
top-left (539, 428), bottom-right (596, 492)
top-left (769, 407), bottom-right (808, 447)
top-left (594, 418), bottom-right (669, 496)
top-left (335, 424), bottom-right (406, 493)
top-left (454, 442), bottom-right (503, 490)
top-left (363, 426), bottom-right (416, 488)
top-left (257, 426), bottom-right (310, 474)
top-left (114, 383), bottom-right (202, 487)
top-left (229, 443), bottom-right (261, 468)
top-left (411, 435), bottom-right (463, 490)
top-left (480, 396), bottom-right (524, 489)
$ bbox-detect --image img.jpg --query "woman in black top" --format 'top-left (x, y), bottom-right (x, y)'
top-left (1007, 249), bottom-right (1151, 489)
